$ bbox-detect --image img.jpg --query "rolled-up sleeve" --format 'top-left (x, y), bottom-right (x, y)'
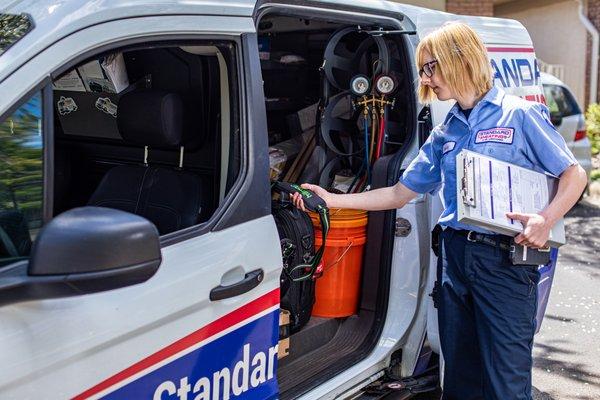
top-left (522, 103), bottom-right (577, 177)
top-left (399, 129), bottom-right (442, 194)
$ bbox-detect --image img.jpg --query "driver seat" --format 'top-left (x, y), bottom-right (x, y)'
top-left (87, 90), bottom-right (203, 235)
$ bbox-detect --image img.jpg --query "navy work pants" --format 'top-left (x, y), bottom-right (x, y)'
top-left (437, 228), bottom-right (540, 400)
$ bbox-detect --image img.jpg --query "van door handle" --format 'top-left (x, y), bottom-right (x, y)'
top-left (210, 269), bottom-right (264, 301)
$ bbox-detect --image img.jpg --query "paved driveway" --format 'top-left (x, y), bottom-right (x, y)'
top-left (532, 200), bottom-right (600, 399)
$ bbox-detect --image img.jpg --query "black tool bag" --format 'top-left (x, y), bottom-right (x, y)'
top-left (272, 200), bottom-right (316, 333)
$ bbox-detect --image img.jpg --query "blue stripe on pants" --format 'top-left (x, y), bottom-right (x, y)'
top-left (437, 228), bottom-right (539, 400)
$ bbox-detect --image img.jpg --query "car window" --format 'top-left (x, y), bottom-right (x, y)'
top-left (0, 92), bottom-right (43, 265)
top-left (543, 86), bottom-right (560, 115)
top-left (543, 83), bottom-right (581, 118)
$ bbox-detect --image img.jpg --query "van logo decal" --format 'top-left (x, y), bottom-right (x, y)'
top-left (73, 289), bottom-right (280, 400)
top-left (475, 128), bottom-right (514, 144)
top-left (490, 57), bottom-right (540, 88)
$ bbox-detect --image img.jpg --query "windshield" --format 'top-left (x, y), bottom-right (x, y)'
top-left (0, 13), bottom-right (33, 56)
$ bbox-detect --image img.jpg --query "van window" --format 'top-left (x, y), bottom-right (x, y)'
top-left (543, 84), bottom-right (581, 118)
top-left (52, 43), bottom-right (239, 237)
top-left (0, 92), bottom-right (43, 265)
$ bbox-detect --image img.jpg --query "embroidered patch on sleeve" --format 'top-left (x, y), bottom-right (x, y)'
top-left (442, 141), bottom-right (456, 154)
top-left (475, 127), bottom-right (514, 144)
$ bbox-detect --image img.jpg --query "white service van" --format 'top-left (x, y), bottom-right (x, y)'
top-left (0, 1), bottom-right (554, 399)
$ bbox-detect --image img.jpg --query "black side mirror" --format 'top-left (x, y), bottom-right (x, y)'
top-left (0, 207), bottom-right (161, 306)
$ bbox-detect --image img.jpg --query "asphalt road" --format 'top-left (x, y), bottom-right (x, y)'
top-left (531, 199), bottom-right (600, 399)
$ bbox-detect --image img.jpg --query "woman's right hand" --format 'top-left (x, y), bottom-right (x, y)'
top-left (290, 183), bottom-right (332, 212)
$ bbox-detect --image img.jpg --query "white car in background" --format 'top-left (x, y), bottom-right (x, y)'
top-left (541, 72), bottom-right (592, 180)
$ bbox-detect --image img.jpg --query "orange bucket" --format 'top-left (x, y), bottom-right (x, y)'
top-left (309, 209), bottom-right (368, 318)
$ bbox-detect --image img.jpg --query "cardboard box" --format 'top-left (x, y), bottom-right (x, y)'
top-left (278, 309), bottom-right (290, 359)
top-left (286, 102), bottom-right (319, 136)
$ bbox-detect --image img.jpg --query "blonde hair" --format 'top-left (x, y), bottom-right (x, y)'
top-left (416, 22), bottom-right (493, 104)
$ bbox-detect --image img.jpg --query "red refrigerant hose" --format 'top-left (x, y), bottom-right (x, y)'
top-left (375, 112), bottom-right (385, 159)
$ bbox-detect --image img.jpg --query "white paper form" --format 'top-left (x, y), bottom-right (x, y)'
top-left (53, 70), bottom-right (86, 91)
top-left (491, 164), bottom-right (549, 230)
top-left (491, 162), bottom-right (511, 221)
top-left (477, 157), bottom-right (492, 220)
top-left (456, 149), bottom-right (565, 246)
top-left (77, 60), bottom-right (117, 93)
top-left (78, 60), bottom-right (105, 80)
top-left (514, 168), bottom-right (548, 214)
top-left (477, 159), bottom-right (516, 225)
top-left (101, 53), bottom-right (129, 93)
top-left (465, 152), bottom-right (550, 226)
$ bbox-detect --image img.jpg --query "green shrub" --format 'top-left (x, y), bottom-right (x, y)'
top-left (591, 169), bottom-right (600, 181)
top-left (585, 103), bottom-right (600, 155)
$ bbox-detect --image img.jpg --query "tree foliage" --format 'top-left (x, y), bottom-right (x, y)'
top-left (0, 93), bottom-right (43, 228)
top-left (0, 13), bottom-right (32, 55)
top-left (585, 103), bottom-right (600, 156)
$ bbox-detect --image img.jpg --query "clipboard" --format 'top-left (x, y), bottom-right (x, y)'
top-left (456, 149), bottom-right (565, 247)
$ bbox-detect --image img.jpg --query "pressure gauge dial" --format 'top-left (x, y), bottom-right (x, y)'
top-left (350, 75), bottom-right (371, 96)
top-left (375, 75), bottom-right (395, 95)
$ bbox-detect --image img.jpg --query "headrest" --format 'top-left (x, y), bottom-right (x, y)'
top-left (117, 90), bottom-right (184, 148)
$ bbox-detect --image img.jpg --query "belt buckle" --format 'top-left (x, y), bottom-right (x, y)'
top-left (466, 231), bottom-right (477, 242)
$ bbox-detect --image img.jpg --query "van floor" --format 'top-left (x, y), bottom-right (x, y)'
top-left (279, 316), bottom-right (340, 368)
top-left (278, 312), bottom-right (375, 398)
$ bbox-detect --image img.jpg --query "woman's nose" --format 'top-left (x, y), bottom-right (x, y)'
top-left (420, 75), bottom-right (431, 85)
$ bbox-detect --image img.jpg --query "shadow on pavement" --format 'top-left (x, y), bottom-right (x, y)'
top-left (533, 386), bottom-right (557, 399)
top-left (533, 339), bottom-right (600, 391)
top-left (558, 201), bottom-right (600, 278)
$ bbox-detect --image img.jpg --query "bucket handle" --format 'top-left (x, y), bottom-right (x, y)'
top-left (324, 240), bottom-right (354, 272)
top-left (330, 208), bottom-right (343, 217)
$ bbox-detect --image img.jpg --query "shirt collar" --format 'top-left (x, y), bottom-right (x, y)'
top-left (443, 86), bottom-right (505, 125)
top-left (482, 85), bottom-right (505, 107)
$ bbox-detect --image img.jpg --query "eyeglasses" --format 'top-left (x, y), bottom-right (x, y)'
top-left (419, 60), bottom-right (438, 78)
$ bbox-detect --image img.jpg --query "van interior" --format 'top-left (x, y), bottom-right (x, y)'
top-left (257, 13), bottom-right (417, 398)
top-left (48, 11), bottom-right (418, 399)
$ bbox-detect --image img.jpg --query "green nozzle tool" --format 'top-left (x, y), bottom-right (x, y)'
top-left (272, 182), bottom-right (327, 212)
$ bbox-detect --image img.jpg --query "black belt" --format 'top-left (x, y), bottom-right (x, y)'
top-left (447, 228), bottom-right (551, 266)
top-left (454, 229), bottom-right (513, 251)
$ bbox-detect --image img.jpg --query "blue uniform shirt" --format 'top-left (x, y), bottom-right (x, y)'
top-left (399, 86), bottom-right (577, 234)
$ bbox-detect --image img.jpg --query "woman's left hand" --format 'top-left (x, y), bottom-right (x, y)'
top-left (505, 212), bottom-right (551, 248)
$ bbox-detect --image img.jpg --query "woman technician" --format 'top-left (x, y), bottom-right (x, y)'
top-left (292, 22), bottom-right (588, 400)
